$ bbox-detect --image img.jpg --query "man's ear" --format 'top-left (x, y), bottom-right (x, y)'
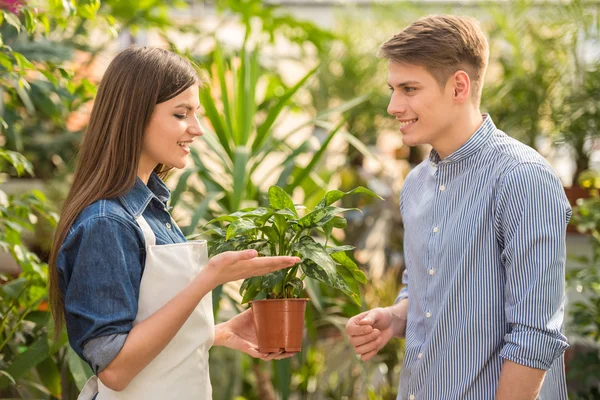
top-left (451, 70), bottom-right (471, 103)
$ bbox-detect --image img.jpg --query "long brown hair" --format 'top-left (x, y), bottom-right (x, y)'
top-left (49, 47), bottom-right (199, 334)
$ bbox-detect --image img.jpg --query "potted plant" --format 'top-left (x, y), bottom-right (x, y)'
top-left (200, 185), bottom-right (382, 353)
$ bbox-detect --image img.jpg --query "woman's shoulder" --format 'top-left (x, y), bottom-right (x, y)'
top-left (69, 198), bottom-right (141, 238)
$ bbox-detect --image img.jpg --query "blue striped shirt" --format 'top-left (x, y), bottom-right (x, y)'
top-left (396, 115), bottom-right (570, 400)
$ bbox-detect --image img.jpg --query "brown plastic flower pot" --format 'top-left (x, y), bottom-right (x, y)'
top-left (250, 298), bottom-right (309, 353)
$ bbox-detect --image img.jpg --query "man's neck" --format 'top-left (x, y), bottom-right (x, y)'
top-left (433, 108), bottom-right (484, 160)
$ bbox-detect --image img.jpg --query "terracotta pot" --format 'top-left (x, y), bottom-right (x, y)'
top-left (250, 298), bottom-right (309, 353)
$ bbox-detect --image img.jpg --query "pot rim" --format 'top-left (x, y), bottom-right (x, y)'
top-left (249, 298), bottom-right (310, 304)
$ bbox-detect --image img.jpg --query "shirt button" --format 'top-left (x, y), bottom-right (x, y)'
top-left (418, 352), bottom-right (423, 359)
top-left (429, 269), bottom-right (435, 276)
top-left (426, 311), bottom-right (432, 318)
top-left (433, 226), bottom-right (439, 233)
top-left (166, 222), bottom-right (172, 230)
top-left (410, 395), bottom-right (415, 400)
top-left (439, 185), bottom-right (446, 191)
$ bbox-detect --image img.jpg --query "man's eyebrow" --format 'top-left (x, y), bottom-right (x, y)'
top-left (174, 103), bottom-right (201, 111)
top-left (387, 80), bottom-right (421, 88)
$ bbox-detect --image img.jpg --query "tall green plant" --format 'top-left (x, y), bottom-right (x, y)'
top-left (171, 43), bottom-right (369, 234)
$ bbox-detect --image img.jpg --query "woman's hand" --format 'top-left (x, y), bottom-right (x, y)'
top-left (214, 308), bottom-right (295, 361)
top-left (203, 250), bottom-right (300, 288)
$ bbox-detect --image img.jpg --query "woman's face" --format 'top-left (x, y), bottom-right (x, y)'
top-left (139, 85), bottom-right (203, 179)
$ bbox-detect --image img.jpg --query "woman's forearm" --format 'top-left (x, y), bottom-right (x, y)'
top-left (98, 270), bottom-right (216, 391)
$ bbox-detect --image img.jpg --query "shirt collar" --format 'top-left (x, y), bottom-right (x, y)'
top-left (118, 172), bottom-right (171, 217)
top-left (429, 114), bottom-right (496, 166)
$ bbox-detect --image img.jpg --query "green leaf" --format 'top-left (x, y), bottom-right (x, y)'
top-left (225, 218), bottom-right (257, 240)
top-left (300, 259), bottom-right (355, 303)
top-left (298, 206), bottom-right (355, 229)
top-left (0, 371), bottom-right (15, 385)
top-left (67, 346), bottom-right (93, 391)
top-left (0, 277), bottom-right (27, 299)
top-left (253, 65), bottom-right (318, 153)
top-left (274, 358), bottom-right (292, 400)
top-left (13, 52), bottom-right (34, 70)
top-left (326, 245), bottom-right (355, 254)
top-left (335, 265), bottom-right (362, 306)
top-left (3, 11), bottom-right (22, 32)
top-left (285, 277), bottom-right (304, 298)
top-left (317, 186), bottom-right (383, 208)
top-left (268, 186), bottom-right (297, 216)
top-left (36, 356), bottom-right (61, 397)
top-left (259, 226), bottom-right (279, 245)
top-left (286, 118), bottom-right (346, 192)
top-left (331, 252), bottom-right (367, 284)
top-left (241, 276), bottom-right (263, 303)
top-left (260, 269), bottom-right (288, 291)
top-left (292, 236), bottom-right (337, 275)
top-left (0, 334), bottom-right (50, 388)
top-left (230, 146), bottom-right (250, 212)
top-left (170, 169), bottom-right (195, 207)
top-left (205, 215), bottom-right (239, 226)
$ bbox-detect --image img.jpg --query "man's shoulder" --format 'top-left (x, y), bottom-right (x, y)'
top-left (487, 129), bottom-right (554, 176)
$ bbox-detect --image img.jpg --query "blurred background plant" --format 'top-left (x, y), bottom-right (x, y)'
top-left (1, 0), bottom-right (599, 398)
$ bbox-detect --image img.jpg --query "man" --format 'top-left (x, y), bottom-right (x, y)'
top-left (345, 15), bottom-right (570, 400)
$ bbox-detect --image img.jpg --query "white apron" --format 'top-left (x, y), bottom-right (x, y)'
top-left (78, 215), bottom-right (214, 400)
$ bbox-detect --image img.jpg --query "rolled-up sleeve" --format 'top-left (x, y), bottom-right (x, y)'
top-left (496, 162), bottom-right (571, 370)
top-left (57, 216), bottom-right (143, 373)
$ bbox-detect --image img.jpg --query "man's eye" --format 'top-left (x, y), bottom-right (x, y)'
top-left (174, 114), bottom-right (186, 120)
top-left (405, 87), bottom-right (416, 93)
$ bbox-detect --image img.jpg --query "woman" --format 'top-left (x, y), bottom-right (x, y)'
top-left (48, 47), bottom-right (300, 400)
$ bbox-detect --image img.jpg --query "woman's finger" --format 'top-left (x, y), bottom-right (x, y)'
top-left (242, 256), bottom-right (300, 273)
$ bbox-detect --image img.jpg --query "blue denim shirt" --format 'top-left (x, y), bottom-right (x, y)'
top-left (57, 172), bottom-right (187, 374)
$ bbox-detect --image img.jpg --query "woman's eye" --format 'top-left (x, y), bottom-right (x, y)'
top-left (174, 114), bottom-right (186, 120)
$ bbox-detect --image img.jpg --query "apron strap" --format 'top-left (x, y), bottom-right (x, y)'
top-left (135, 215), bottom-right (156, 247)
top-left (77, 375), bottom-right (98, 400)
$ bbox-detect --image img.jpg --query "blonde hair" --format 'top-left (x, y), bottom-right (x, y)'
top-left (379, 15), bottom-right (489, 104)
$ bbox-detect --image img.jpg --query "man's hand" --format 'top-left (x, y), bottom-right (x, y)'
top-left (214, 308), bottom-right (294, 361)
top-left (345, 307), bottom-right (396, 361)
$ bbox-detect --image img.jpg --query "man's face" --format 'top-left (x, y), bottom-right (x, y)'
top-left (387, 62), bottom-right (455, 148)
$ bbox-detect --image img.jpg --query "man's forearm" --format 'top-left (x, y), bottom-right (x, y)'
top-left (386, 298), bottom-right (408, 338)
top-left (495, 360), bottom-right (546, 400)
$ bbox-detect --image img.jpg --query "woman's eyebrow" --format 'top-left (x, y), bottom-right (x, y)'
top-left (174, 103), bottom-right (201, 111)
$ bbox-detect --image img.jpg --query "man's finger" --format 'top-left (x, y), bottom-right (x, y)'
top-left (354, 336), bottom-right (381, 356)
top-left (349, 329), bottom-right (380, 348)
top-left (360, 348), bottom-right (379, 361)
top-left (346, 320), bottom-right (374, 336)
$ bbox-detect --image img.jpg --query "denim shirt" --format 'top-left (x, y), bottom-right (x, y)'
top-left (57, 172), bottom-right (187, 374)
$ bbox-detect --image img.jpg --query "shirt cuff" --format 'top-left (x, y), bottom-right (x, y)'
top-left (83, 333), bottom-right (128, 374)
top-left (395, 286), bottom-right (409, 304)
top-left (500, 326), bottom-right (569, 370)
